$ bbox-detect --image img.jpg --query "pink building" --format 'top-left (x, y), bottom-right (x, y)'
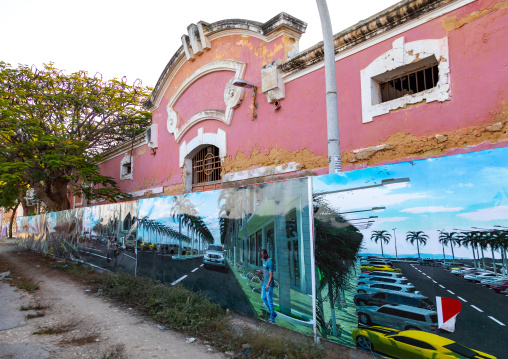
top-left (75, 0), bottom-right (508, 207)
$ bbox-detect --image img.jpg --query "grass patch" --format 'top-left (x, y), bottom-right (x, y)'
top-left (20, 302), bottom-right (49, 311)
top-left (101, 344), bottom-right (125, 359)
top-left (26, 311), bottom-right (45, 319)
top-left (60, 332), bottom-right (100, 346)
top-left (33, 320), bottom-right (79, 335)
top-left (51, 261), bottom-right (325, 358)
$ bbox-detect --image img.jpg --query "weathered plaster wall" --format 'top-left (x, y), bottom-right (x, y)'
top-left (280, 0), bottom-right (508, 169)
top-left (97, 0), bottom-right (508, 199)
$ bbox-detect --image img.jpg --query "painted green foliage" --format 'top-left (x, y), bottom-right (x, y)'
top-left (0, 62), bottom-right (152, 211)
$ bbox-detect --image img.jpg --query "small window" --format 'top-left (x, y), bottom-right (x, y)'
top-left (192, 145), bottom-right (221, 185)
top-left (378, 307), bottom-right (397, 315)
top-left (379, 65), bottom-right (439, 103)
top-left (400, 310), bottom-right (426, 322)
top-left (372, 293), bottom-right (386, 299)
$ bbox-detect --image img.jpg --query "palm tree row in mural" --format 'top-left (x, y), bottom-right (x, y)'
top-left (452, 229), bottom-right (508, 275)
top-left (138, 214), bottom-right (214, 255)
top-left (372, 228), bottom-right (508, 275)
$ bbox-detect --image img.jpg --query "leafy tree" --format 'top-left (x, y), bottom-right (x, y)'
top-left (405, 231), bottom-right (428, 259)
top-left (370, 230), bottom-right (391, 256)
top-left (0, 62), bottom-right (151, 212)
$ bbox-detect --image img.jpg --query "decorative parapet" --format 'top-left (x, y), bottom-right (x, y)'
top-left (144, 13), bottom-right (306, 112)
top-left (278, 0), bottom-right (460, 76)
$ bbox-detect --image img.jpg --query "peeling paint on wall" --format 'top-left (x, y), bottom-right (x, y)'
top-left (163, 183), bottom-right (185, 196)
top-left (223, 147), bottom-right (328, 173)
top-left (344, 99), bottom-right (508, 165)
top-left (442, 0), bottom-right (508, 31)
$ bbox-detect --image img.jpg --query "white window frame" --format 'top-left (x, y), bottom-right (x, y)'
top-left (360, 36), bottom-right (451, 123)
top-left (120, 154), bottom-right (133, 181)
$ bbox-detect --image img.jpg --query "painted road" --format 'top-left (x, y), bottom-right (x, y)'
top-left (395, 261), bottom-right (507, 358)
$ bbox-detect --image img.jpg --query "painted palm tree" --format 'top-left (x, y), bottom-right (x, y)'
top-left (170, 194), bottom-right (192, 257)
top-left (457, 231), bottom-right (479, 269)
top-left (405, 231), bottom-right (428, 259)
top-left (438, 231), bottom-right (458, 262)
top-left (313, 194), bottom-right (363, 339)
top-left (491, 230), bottom-right (508, 275)
top-left (370, 230), bottom-right (391, 256)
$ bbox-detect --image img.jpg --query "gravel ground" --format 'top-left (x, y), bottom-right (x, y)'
top-left (0, 240), bottom-right (225, 359)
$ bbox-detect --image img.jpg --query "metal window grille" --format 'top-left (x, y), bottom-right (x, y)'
top-left (192, 146), bottom-right (221, 185)
top-left (379, 64), bottom-right (439, 103)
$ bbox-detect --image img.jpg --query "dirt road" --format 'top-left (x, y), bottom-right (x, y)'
top-left (0, 241), bottom-right (225, 359)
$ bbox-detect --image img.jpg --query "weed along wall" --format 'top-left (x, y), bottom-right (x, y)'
top-left (17, 147), bottom-right (508, 358)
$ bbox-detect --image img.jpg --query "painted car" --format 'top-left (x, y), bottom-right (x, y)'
top-left (356, 304), bottom-right (438, 332)
top-left (451, 267), bottom-right (475, 275)
top-left (358, 271), bottom-right (406, 280)
top-left (352, 326), bottom-right (496, 358)
top-left (354, 290), bottom-right (435, 310)
top-left (480, 276), bottom-right (508, 286)
top-left (464, 272), bottom-right (498, 282)
top-left (361, 264), bottom-right (402, 273)
top-left (357, 283), bottom-right (416, 294)
top-left (357, 276), bottom-right (410, 286)
top-left (490, 279), bottom-right (508, 293)
top-left (203, 244), bottom-right (226, 268)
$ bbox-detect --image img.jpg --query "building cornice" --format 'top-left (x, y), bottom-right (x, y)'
top-left (97, 133), bottom-right (147, 164)
top-left (278, 0), bottom-right (462, 76)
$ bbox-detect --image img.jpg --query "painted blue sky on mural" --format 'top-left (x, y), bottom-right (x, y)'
top-left (138, 191), bottom-right (222, 245)
top-left (313, 148), bottom-right (508, 258)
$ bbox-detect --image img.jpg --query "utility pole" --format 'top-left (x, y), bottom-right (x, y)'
top-left (316, 0), bottom-right (341, 173)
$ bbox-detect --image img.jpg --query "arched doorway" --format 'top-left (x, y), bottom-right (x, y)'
top-left (191, 145), bottom-right (222, 192)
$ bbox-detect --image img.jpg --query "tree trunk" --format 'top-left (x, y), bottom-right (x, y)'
top-left (8, 202), bottom-right (20, 238)
top-left (491, 246), bottom-right (497, 274)
top-left (32, 178), bottom-right (70, 212)
top-left (416, 241), bottom-right (420, 259)
top-left (380, 241), bottom-right (384, 256)
top-left (451, 243), bottom-right (455, 262)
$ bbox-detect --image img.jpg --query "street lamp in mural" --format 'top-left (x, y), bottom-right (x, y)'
top-left (315, 177), bottom-right (410, 197)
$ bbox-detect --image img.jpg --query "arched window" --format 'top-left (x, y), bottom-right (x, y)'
top-left (192, 145), bottom-right (222, 192)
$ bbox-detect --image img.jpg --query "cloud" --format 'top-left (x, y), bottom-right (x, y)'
top-left (457, 183), bottom-right (474, 188)
top-left (458, 206), bottom-right (508, 221)
top-left (401, 206), bottom-right (463, 214)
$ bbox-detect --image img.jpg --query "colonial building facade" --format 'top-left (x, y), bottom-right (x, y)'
top-left (73, 0), bottom-right (508, 207)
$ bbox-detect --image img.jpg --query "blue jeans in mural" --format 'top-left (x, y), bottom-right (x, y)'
top-left (261, 285), bottom-right (276, 322)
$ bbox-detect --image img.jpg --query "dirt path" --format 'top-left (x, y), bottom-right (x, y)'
top-left (0, 241), bottom-right (225, 359)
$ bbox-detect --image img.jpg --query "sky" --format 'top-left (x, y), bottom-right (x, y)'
top-left (313, 147), bottom-right (508, 259)
top-left (0, 0), bottom-right (400, 88)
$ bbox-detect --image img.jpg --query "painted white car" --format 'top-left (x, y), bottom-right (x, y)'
top-left (358, 271), bottom-right (406, 280)
top-left (464, 272), bottom-right (498, 282)
top-left (451, 267), bottom-right (475, 276)
top-left (357, 282), bottom-right (417, 294)
top-left (481, 276), bottom-right (508, 286)
top-left (357, 276), bottom-right (411, 286)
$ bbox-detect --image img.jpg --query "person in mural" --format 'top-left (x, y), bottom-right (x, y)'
top-left (260, 249), bottom-right (277, 324)
top-left (112, 238), bottom-right (119, 267)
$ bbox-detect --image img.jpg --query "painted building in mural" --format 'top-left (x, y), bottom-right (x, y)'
top-left (66, 0), bottom-right (508, 208)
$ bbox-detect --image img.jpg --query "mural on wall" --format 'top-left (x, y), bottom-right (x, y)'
top-left (15, 148), bottom-right (508, 357)
top-left (80, 202), bottom-right (138, 273)
top-left (312, 148), bottom-right (507, 359)
top-left (137, 178), bottom-right (315, 334)
top-left (18, 203), bottom-right (137, 274)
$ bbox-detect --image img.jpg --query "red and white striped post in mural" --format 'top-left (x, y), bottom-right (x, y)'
top-left (436, 296), bottom-right (462, 332)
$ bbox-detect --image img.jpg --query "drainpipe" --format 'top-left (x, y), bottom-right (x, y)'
top-left (316, 0), bottom-right (341, 173)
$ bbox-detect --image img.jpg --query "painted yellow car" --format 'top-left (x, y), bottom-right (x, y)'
top-left (352, 326), bottom-right (496, 359)
top-left (361, 264), bottom-right (402, 273)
